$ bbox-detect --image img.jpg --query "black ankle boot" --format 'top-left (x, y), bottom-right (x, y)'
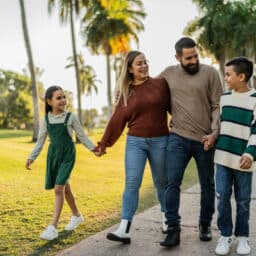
top-left (199, 222), bottom-right (212, 241)
top-left (160, 225), bottom-right (180, 247)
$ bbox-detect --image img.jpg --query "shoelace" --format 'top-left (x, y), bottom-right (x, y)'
top-left (219, 236), bottom-right (232, 244)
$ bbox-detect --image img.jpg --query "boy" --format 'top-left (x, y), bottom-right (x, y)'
top-left (212, 57), bottom-right (255, 255)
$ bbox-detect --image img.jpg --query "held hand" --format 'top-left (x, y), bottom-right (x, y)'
top-left (92, 146), bottom-right (106, 157)
top-left (94, 151), bottom-right (104, 157)
top-left (202, 134), bottom-right (216, 151)
top-left (239, 155), bottom-right (253, 169)
top-left (203, 141), bottom-right (211, 151)
top-left (26, 159), bottom-right (33, 170)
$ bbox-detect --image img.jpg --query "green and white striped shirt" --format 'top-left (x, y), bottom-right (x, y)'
top-left (214, 89), bottom-right (256, 172)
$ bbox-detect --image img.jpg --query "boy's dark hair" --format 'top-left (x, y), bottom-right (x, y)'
top-left (225, 57), bottom-right (253, 82)
top-left (45, 85), bottom-right (63, 114)
top-left (175, 37), bottom-right (197, 56)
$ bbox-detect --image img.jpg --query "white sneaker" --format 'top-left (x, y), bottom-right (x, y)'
top-left (65, 214), bottom-right (84, 231)
top-left (39, 225), bottom-right (58, 240)
top-left (215, 236), bottom-right (233, 255)
top-left (236, 237), bottom-right (250, 255)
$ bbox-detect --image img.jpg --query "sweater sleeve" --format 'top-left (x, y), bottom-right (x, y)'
top-left (28, 118), bottom-right (47, 160)
top-left (243, 105), bottom-right (256, 160)
top-left (209, 68), bottom-right (223, 138)
top-left (163, 79), bottom-right (172, 114)
top-left (71, 113), bottom-right (96, 151)
top-left (98, 101), bottom-right (128, 150)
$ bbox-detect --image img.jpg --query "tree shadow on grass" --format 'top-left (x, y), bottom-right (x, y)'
top-left (27, 231), bottom-right (74, 256)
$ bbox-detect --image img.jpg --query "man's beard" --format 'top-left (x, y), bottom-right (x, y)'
top-left (181, 61), bottom-right (199, 75)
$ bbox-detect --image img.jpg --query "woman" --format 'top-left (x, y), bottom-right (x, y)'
top-left (97, 51), bottom-right (171, 243)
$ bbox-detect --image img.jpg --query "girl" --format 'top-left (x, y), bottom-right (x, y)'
top-left (96, 51), bottom-right (171, 243)
top-left (26, 85), bottom-right (97, 240)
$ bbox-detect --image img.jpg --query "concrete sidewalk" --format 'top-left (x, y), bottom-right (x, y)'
top-left (58, 175), bottom-right (256, 256)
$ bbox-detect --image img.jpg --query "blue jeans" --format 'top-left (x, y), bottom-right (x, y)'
top-left (165, 133), bottom-right (215, 226)
top-left (216, 164), bottom-right (252, 237)
top-left (122, 135), bottom-right (168, 221)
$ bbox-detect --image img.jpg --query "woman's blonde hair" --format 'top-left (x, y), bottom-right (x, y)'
top-left (115, 50), bottom-right (143, 106)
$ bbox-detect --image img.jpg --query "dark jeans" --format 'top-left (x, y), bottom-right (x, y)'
top-left (165, 133), bottom-right (215, 226)
top-left (216, 164), bottom-right (252, 237)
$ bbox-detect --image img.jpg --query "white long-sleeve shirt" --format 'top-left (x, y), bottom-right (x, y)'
top-left (28, 111), bottom-right (96, 160)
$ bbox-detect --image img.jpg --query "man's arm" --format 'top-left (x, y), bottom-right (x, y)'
top-left (209, 68), bottom-right (223, 139)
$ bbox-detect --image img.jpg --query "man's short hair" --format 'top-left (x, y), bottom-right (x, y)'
top-left (175, 37), bottom-right (197, 56)
top-left (226, 57), bottom-right (253, 82)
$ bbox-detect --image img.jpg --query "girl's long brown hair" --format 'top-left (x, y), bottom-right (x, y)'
top-left (44, 85), bottom-right (63, 114)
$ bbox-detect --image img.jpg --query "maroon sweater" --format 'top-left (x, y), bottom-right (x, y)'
top-left (99, 77), bottom-right (171, 150)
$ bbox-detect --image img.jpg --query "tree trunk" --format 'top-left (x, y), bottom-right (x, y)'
top-left (70, 1), bottom-right (82, 124)
top-left (217, 49), bottom-right (226, 90)
top-left (218, 54), bottom-right (226, 80)
top-left (246, 44), bottom-right (255, 88)
top-left (19, 0), bottom-right (39, 142)
top-left (70, 0), bottom-right (82, 143)
top-left (106, 54), bottom-right (112, 118)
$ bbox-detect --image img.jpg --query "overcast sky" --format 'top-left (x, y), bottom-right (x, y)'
top-left (0, 0), bottom-right (200, 112)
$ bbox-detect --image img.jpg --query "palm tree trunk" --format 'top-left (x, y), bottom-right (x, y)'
top-left (217, 49), bottom-right (226, 89)
top-left (106, 54), bottom-right (112, 118)
top-left (19, 0), bottom-right (39, 142)
top-left (246, 43), bottom-right (255, 88)
top-left (218, 55), bottom-right (226, 79)
top-left (70, 1), bottom-right (82, 126)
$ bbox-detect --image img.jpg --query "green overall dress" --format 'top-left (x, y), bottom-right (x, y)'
top-left (45, 112), bottom-right (75, 189)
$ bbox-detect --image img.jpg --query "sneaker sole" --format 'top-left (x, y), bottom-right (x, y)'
top-left (106, 233), bottom-right (131, 244)
top-left (39, 235), bottom-right (58, 240)
top-left (215, 249), bottom-right (230, 255)
top-left (65, 220), bottom-right (84, 231)
top-left (65, 224), bottom-right (82, 231)
top-left (236, 249), bottom-right (251, 255)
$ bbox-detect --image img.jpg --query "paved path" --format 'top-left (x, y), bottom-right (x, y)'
top-left (58, 174), bottom-right (256, 256)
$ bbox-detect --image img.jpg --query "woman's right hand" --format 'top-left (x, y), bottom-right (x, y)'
top-left (25, 159), bottom-right (34, 170)
top-left (92, 145), bottom-right (106, 157)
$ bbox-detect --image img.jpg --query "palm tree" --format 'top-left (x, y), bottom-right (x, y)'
top-left (66, 53), bottom-right (100, 97)
top-left (48, 0), bottom-right (89, 125)
top-left (81, 0), bottom-right (146, 117)
top-left (19, 0), bottom-right (39, 142)
top-left (185, 0), bottom-right (256, 77)
top-left (113, 54), bottom-right (123, 85)
top-left (66, 53), bottom-right (100, 131)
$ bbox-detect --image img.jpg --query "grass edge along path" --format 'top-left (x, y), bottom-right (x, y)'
top-left (0, 129), bottom-right (198, 256)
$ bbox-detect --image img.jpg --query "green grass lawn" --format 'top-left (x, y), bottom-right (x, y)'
top-left (0, 129), bottom-right (198, 256)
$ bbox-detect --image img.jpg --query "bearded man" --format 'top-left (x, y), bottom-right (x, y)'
top-left (159, 37), bottom-right (223, 247)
